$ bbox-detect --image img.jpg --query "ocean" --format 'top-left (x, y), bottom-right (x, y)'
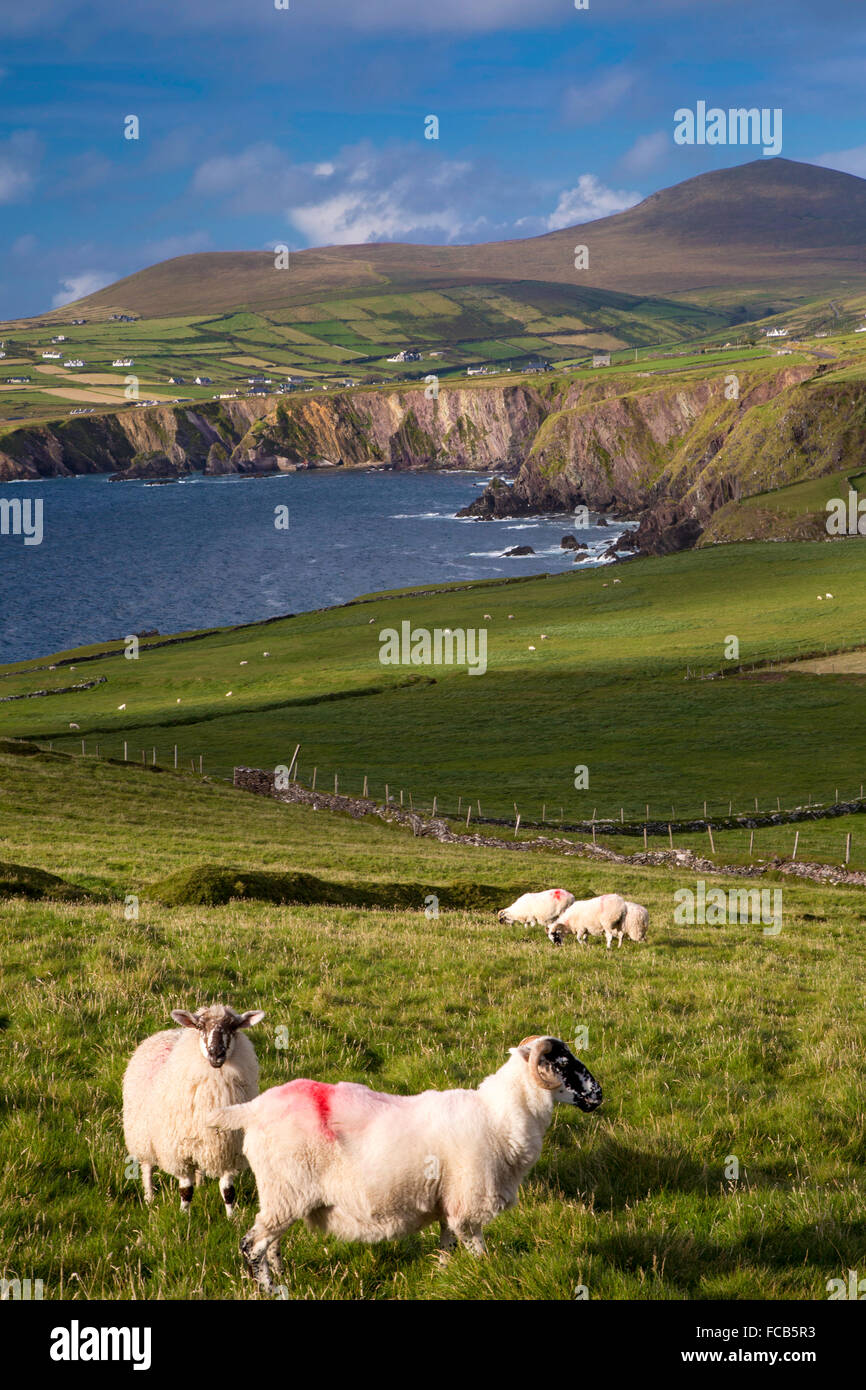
top-left (0, 469), bottom-right (632, 663)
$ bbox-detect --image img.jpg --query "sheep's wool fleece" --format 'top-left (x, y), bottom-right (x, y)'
top-left (123, 1028), bottom-right (258, 1178)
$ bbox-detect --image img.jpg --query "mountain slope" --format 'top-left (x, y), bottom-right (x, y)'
top-left (66, 159), bottom-right (866, 321)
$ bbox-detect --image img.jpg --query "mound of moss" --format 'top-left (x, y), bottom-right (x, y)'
top-left (0, 860), bottom-right (104, 902)
top-left (149, 863), bottom-right (522, 913)
top-left (0, 738), bottom-right (45, 756)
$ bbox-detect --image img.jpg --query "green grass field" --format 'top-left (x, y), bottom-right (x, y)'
top-left (2, 537), bottom-right (865, 1302)
top-left (1, 742), bottom-right (864, 1301)
top-left (4, 540), bottom-right (866, 823)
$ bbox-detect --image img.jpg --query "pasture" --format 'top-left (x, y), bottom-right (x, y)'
top-left (0, 744), bottom-right (863, 1301)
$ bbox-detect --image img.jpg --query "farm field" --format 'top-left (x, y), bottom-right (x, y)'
top-left (0, 741), bottom-right (863, 1300)
top-left (0, 275), bottom-right (834, 429)
top-left (4, 539), bottom-right (866, 824)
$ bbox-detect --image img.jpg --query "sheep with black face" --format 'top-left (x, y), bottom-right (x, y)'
top-left (210, 1033), bottom-right (602, 1290)
top-left (123, 1004), bottom-right (265, 1217)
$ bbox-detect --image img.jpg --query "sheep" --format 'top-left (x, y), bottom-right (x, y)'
top-left (122, 1004), bottom-right (265, 1217)
top-left (497, 887), bottom-right (576, 928)
top-left (622, 900), bottom-right (649, 944)
top-left (210, 1034), bottom-right (602, 1289)
top-left (546, 892), bottom-right (627, 950)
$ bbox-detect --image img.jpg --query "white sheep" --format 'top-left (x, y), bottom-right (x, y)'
top-left (497, 887), bottom-right (576, 928)
top-left (621, 900), bottom-right (649, 944)
top-left (546, 893), bottom-right (627, 949)
top-left (123, 1004), bottom-right (265, 1217)
top-left (210, 1034), bottom-right (602, 1289)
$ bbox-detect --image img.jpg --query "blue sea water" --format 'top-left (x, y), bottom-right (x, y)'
top-left (0, 469), bottom-right (631, 663)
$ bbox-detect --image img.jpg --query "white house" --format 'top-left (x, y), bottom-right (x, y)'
top-left (194, 375), bottom-right (212, 385)
top-left (42, 351), bottom-right (62, 359)
top-left (765, 328), bottom-right (789, 338)
top-left (112, 358), bottom-right (134, 367)
top-left (63, 359), bottom-right (85, 367)
top-left (592, 352), bottom-right (611, 367)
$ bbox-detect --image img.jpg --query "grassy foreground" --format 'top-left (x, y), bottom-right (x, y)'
top-left (0, 745), bottom-right (864, 1300)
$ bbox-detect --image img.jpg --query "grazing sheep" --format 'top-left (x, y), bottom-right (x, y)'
top-left (497, 887), bottom-right (576, 928)
top-left (622, 900), bottom-right (649, 944)
top-left (546, 893), bottom-right (627, 949)
top-left (123, 1005), bottom-right (265, 1216)
top-left (210, 1034), bottom-right (602, 1289)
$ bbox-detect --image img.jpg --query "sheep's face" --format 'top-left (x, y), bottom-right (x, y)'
top-left (497, 909), bottom-right (514, 924)
top-left (521, 1037), bottom-right (603, 1111)
top-left (546, 923), bottom-right (564, 946)
top-left (171, 1005), bottom-right (266, 1069)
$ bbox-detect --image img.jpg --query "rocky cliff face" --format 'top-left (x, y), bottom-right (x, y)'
top-left (1, 363), bottom-right (861, 557)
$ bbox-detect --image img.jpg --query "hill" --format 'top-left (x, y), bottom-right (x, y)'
top-left (60, 159), bottom-right (866, 321)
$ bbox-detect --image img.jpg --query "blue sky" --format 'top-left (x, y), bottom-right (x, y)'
top-left (1, 0), bottom-right (865, 318)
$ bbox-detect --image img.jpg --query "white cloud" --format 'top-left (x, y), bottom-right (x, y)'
top-left (544, 174), bottom-right (642, 230)
top-left (816, 145), bottom-right (866, 178)
top-left (0, 130), bottom-right (41, 204)
top-left (51, 271), bottom-right (114, 308)
top-left (620, 130), bottom-right (670, 175)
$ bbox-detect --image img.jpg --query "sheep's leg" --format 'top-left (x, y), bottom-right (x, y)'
top-left (179, 1169), bottom-right (195, 1213)
top-left (437, 1222), bottom-right (458, 1266)
top-left (267, 1240), bottom-right (285, 1280)
top-left (241, 1217), bottom-right (293, 1293)
top-left (617, 930), bottom-right (624, 948)
top-left (219, 1173), bottom-right (237, 1218)
top-left (604, 930), bottom-right (613, 950)
top-left (141, 1162), bottom-right (155, 1205)
top-left (455, 1224), bottom-right (488, 1257)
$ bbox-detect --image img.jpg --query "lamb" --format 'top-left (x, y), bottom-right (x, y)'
top-left (546, 892), bottom-right (627, 950)
top-left (497, 887), bottom-right (575, 928)
top-left (123, 1004), bottom-right (265, 1217)
top-left (210, 1034), bottom-right (602, 1290)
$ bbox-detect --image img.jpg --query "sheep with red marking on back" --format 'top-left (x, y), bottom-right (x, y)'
top-left (497, 887), bottom-right (575, 928)
top-left (209, 1034), bottom-right (602, 1290)
top-left (122, 1004), bottom-right (265, 1217)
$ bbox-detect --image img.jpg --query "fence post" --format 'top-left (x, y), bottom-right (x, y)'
top-left (792, 830), bottom-right (799, 861)
top-left (432, 795), bottom-right (437, 817)
top-left (845, 832), bottom-right (851, 864)
top-left (174, 745), bottom-right (178, 769)
top-left (199, 755), bottom-right (203, 775)
top-left (707, 824), bottom-right (716, 854)
top-left (363, 774), bottom-right (368, 798)
top-left (514, 812), bottom-right (521, 839)
top-left (668, 823), bottom-right (673, 850)
top-left (334, 773), bottom-right (339, 796)
top-left (466, 805), bottom-right (471, 827)
top-left (749, 829), bottom-right (754, 857)
top-left (643, 825), bottom-right (648, 850)
top-left (81, 739), bottom-right (85, 755)
top-left (385, 783), bottom-right (389, 805)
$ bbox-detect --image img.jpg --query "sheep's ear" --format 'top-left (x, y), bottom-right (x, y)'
top-left (171, 1010), bottom-right (201, 1029)
top-left (234, 1010), bottom-right (265, 1029)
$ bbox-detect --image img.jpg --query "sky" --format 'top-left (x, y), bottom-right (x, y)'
top-left (1, 0), bottom-right (865, 319)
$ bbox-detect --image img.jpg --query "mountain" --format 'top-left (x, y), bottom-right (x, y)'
top-left (66, 159), bottom-right (866, 321)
